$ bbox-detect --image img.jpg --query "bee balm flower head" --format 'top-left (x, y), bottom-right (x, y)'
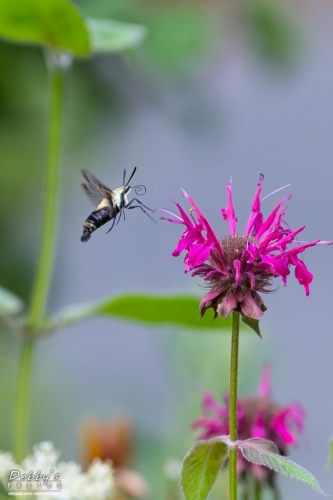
top-left (162, 175), bottom-right (331, 320)
top-left (192, 366), bottom-right (305, 486)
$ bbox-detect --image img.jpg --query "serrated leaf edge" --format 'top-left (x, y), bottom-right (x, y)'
top-left (180, 439), bottom-right (229, 500)
top-left (238, 441), bottom-right (328, 496)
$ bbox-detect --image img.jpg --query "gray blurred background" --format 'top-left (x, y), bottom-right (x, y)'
top-left (1, 0), bottom-right (333, 498)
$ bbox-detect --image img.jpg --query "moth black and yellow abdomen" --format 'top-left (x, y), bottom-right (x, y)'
top-left (81, 207), bottom-right (112, 242)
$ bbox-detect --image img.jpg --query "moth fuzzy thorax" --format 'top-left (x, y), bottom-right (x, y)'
top-left (114, 186), bottom-right (131, 207)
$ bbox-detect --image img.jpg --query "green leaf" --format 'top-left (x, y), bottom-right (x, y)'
top-left (326, 436), bottom-right (333, 472)
top-left (0, 0), bottom-right (90, 56)
top-left (98, 294), bottom-right (233, 330)
top-left (241, 315), bottom-right (262, 338)
top-left (53, 294), bottom-right (233, 331)
top-left (238, 437), bottom-right (280, 455)
top-left (86, 18), bottom-right (146, 54)
top-left (247, 0), bottom-right (297, 64)
top-left (0, 285), bottom-right (24, 316)
top-left (181, 439), bottom-right (228, 500)
top-left (238, 438), bottom-right (328, 496)
top-left (146, 7), bottom-right (209, 72)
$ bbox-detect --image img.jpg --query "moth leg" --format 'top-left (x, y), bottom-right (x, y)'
top-left (106, 215), bottom-right (116, 234)
top-left (118, 194), bottom-right (126, 223)
top-left (122, 198), bottom-right (126, 222)
top-left (116, 204), bottom-right (124, 225)
top-left (126, 202), bottom-right (156, 223)
top-left (126, 198), bottom-right (155, 212)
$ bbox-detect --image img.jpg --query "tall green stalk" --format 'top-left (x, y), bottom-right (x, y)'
top-left (28, 62), bottom-right (63, 331)
top-left (229, 311), bottom-right (240, 500)
top-left (14, 339), bottom-right (34, 462)
top-left (14, 59), bottom-right (63, 462)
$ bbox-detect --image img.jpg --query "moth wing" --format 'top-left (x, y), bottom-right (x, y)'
top-left (81, 169), bottom-right (115, 207)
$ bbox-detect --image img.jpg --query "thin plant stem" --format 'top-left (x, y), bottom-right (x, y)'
top-left (14, 339), bottom-right (34, 462)
top-left (14, 60), bottom-right (63, 462)
top-left (229, 311), bottom-right (240, 500)
top-left (254, 482), bottom-right (262, 500)
top-left (28, 62), bottom-right (63, 331)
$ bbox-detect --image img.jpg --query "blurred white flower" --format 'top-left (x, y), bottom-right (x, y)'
top-left (22, 441), bottom-right (60, 471)
top-left (163, 458), bottom-right (182, 480)
top-left (58, 460), bottom-right (115, 500)
top-left (0, 442), bottom-right (115, 500)
top-left (0, 451), bottom-right (16, 482)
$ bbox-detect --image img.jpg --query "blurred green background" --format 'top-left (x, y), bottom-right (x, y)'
top-left (1, 0), bottom-right (333, 498)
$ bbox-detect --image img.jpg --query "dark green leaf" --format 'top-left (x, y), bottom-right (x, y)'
top-left (53, 294), bottom-right (233, 331)
top-left (87, 18), bottom-right (146, 54)
top-left (181, 439), bottom-right (228, 500)
top-left (97, 294), bottom-right (232, 330)
top-left (241, 315), bottom-right (261, 338)
top-left (0, 285), bottom-right (24, 316)
top-left (247, 0), bottom-right (297, 64)
top-left (0, 0), bottom-right (90, 56)
top-left (238, 438), bottom-right (328, 496)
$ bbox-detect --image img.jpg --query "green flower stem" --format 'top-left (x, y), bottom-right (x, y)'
top-left (14, 339), bottom-right (34, 462)
top-left (14, 59), bottom-right (63, 462)
top-left (229, 311), bottom-right (240, 500)
top-left (28, 62), bottom-right (63, 331)
top-left (254, 482), bottom-right (262, 500)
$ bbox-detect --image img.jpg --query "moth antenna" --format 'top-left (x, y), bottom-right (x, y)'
top-left (124, 166), bottom-right (137, 187)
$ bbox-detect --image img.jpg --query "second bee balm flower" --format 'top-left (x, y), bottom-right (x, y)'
top-left (162, 175), bottom-right (331, 320)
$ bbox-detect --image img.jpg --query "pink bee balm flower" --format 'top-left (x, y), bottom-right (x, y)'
top-left (192, 366), bottom-right (305, 487)
top-left (162, 175), bottom-right (331, 320)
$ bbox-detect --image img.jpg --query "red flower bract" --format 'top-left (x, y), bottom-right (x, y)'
top-left (162, 175), bottom-right (331, 319)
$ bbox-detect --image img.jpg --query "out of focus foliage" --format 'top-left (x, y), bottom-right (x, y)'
top-left (0, 0), bottom-right (299, 299)
top-left (0, 0), bottom-right (146, 56)
top-left (246, 0), bottom-right (298, 63)
top-left (0, 0), bottom-right (90, 55)
top-left (53, 294), bottom-right (232, 331)
top-left (77, 0), bottom-right (300, 68)
top-left (0, 1), bottom-right (300, 496)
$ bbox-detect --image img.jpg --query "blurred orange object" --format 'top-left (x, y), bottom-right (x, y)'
top-left (80, 417), bottom-right (149, 499)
